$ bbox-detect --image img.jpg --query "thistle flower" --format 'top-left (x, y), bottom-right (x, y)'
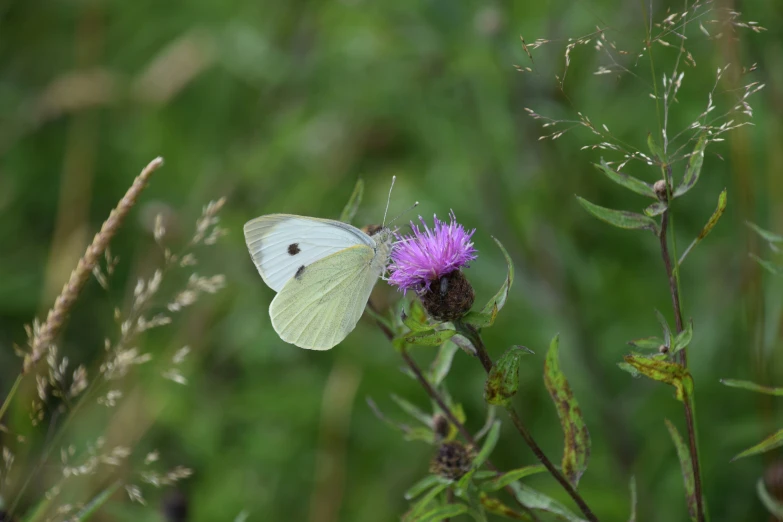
top-left (388, 212), bottom-right (477, 321)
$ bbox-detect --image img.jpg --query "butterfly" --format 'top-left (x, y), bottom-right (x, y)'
top-left (243, 214), bottom-right (394, 350)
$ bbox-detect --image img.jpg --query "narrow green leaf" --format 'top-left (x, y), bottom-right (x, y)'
top-left (720, 379), bottom-right (783, 396)
top-left (484, 347), bottom-right (527, 406)
top-left (479, 493), bottom-right (534, 521)
top-left (628, 476), bottom-right (637, 522)
top-left (576, 196), bottom-right (658, 234)
top-left (647, 132), bottom-right (665, 163)
top-left (665, 419), bottom-right (697, 521)
top-left (403, 309), bottom-right (431, 333)
top-left (672, 319), bottom-right (694, 354)
top-left (507, 482), bottom-right (585, 522)
top-left (617, 362), bottom-right (641, 377)
top-left (462, 306), bottom-right (498, 329)
top-left (339, 178), bottom-right (364, 223)
top-left (479, 465), bottom-right (546, 492)
top-left (415, 504), bottom-right (470, 522)
top-left (473, 421), bottom-right (501, 469)
top-left (391, 394), bottom-right (433, 427)
top-left (749, 253), bottom-right (780, 275)
top-left (71, 482), bottom-right (121, 521)
top-left (731, 428), bottom-right (783, 461)
top-left (757, 477), bottom-right (783, 517)
top-left (475, 406), bottom-right (497, 441)
top-left (481, 237), bottom-right (515, 315)
top-left (679, 189), bottom-right (728, 265)
top-left (403, 328), bottom-right (456, 346)
top-left (456, 468), bottom-right (476, 494)
top-left (544, 335), bottom-right (590, 488)
top-left (746, 221), bottom-right (783, 245)
top-left (674, 134), bottom-right (707, 198)
top-left (622, 355), bottom-right (692, 402)
top-left (405, 475), bottom-right (443, 500)
top-left (655, 310), bottom-right (672, 348)
top-left (366, 397), bottom-right (434, 444)
top-left (594, 159), bottom-right (656, 198)
top-left (627, 337), bottom-right (665, 350)
top-left (405, 483), bottom-right (449, 521)
top-left (429, 341), bottom-right (460, 386)
top-left (644, 201), bottom-right (667, 217)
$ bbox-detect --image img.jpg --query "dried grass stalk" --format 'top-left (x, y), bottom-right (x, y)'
top-left (25, 157), bottom-right (164, 373)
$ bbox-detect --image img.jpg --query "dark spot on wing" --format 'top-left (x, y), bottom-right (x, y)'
top-left (295, 265), bottom-right (306, 280)
top-left (288, 243), bottom-right (301, 256)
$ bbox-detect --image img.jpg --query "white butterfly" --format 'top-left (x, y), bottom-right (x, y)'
top-left (243, 214), bottom-right (393, 350)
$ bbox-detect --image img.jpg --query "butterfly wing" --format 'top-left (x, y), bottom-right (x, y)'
top-left (244, 214), bottom-right (374, 292)
top-left (269, 244), bottom-right (381, 350)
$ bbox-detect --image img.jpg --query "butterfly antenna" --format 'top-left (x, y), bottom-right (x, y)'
top-left (382, 176), bottom-right (396, 227)
top-left (387, 201), bottom-right (419, 227)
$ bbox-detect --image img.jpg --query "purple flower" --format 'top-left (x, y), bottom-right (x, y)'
top-left (388, 211), bottom-right (477, 293)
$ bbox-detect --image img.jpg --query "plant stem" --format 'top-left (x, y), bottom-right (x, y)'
top-left (459, 324), bottom-right (599, 522)
top-left (369, 308), bottom-right (539, 521)
top-left (659, 208), bottom-right (705, 522)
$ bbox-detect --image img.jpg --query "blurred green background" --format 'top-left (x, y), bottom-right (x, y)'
top-left (1, 0), bottom-right (782, 520)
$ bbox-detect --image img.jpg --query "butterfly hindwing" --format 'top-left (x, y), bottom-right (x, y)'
top-left (244, 214), bottom-right (374, 292)
top-left (269, 244), bottom-right (379, 350)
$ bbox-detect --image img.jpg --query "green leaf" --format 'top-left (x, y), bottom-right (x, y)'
top-left (594, 159), bottom-right (656, 198)
top-left (405, 475), bottom-right (443, 500)
top-left (404, 483), bottom-right (449, 521)
top-left (462, 306), bottom-right (498, 329)
top-left (71, 482), bottom-right (121, 521)
top-left (720, 379), bottom-right (783, 396)
top-left (480, 237), bottom-right (515, 315)
top-left (415, 504), bottom-right (470, 522)
top-left (746, 221), bottom-right (783, 245)
top-left (403, 308), bottom-right (431, 333)
top-left (647, 132), bottom-right (665, 163)
top-left (628, 476), bottom-right (637, 522)
top-left (507, 482), bottom-right (585, 522)
top-left (479, 465), bottom-right (546, 492)
top-left (484, 347), bottom-right (528, 406)
top-left (750, 253), bottom-right (780, 275)
top-left (339, 178), bottom-right (364, 223)
top-left (429, 341), bottom-right (460, 386)
top-left (402, 328), bottom-right (457, 346)
top-left (679, 189), bottom-right (728, 265)
top-left (627, 336), bottom-right (665, 350)
top-left (622, 355), bottom-right (692, 402)
top-left (617, 362), bottom-right (640, 377)
top-left (576, 196), bottom-right (658, 234)
top-left (479, 493), bottom-right (534, 521)
top-left (644, 201), bottom-right (667, 217)
top-left (391, 394), bottom-right (433, 427)
top-left (757, 477), bottom-right (783, 517)
top-left (475, 406), bottom-right (497, 441)
top-left (655, 310), bottom-right (672, 348)
top-left (366, 397), bottom-right (434, 444)
top-left (456, 469), bottom-right (476, 495)
top-left (665, 419), bottom-right (697, 521)
top-left (731, 428), bottom-right (783, 461)
top-left (672, 319), bottom-right (694, 354)
top-left (674, 134), bottom-right (707, 198)
top-left (473, 421), bottom-right (501, 469)
top-left (544, 334), bottom-right (590, 488)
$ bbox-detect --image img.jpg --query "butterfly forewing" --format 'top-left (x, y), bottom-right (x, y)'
top-left (243, 214), bottom-right (375, 292)
top-left (269, 245), bottom-right (379, 350)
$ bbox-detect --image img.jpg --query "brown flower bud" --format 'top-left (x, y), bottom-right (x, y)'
top-left (653, 180), bottom-right (669, 202)
top-left (432, 413), bottom-right (451, 441)
top-left (420, 270), bottom-right (475, 322)
top-left (430, 441), bottom-right (473, 480)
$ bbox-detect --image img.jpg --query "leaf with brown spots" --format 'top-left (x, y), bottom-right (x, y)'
top-left (622, 355), bottom-right (693, 402)
top-left (665, 419), bottom-right (698, 521)
top-left (544, 334), bottom-right (590, 489)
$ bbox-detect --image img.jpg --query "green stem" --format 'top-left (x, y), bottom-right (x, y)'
top-left (659, 207), bottom-right (705, 521)
top-left (0, 375), bottom-right (22, 422)
top-left (457, 323), bottom-right (600, 522)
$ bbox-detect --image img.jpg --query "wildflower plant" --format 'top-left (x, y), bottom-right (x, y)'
top-left (0, 158), bottom-right (226, 521)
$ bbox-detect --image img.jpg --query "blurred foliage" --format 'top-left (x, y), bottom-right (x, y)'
top-left (1, 0), bottom-right (783, 520)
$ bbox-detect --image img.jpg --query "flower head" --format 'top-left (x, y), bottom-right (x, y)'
top-left (388, 212), bottom-right (477, 294)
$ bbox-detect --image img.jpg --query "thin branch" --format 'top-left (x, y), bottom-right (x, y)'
top-left (461, 326), bottom-right (599, 522)
top-left (369, 305), bottom-right (539, 521)
top-left (659, 207), bottom-right (705, 522)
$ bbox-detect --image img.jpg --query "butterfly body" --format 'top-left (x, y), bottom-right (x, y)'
top-left (244, 214), bottom-right (392, 350)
